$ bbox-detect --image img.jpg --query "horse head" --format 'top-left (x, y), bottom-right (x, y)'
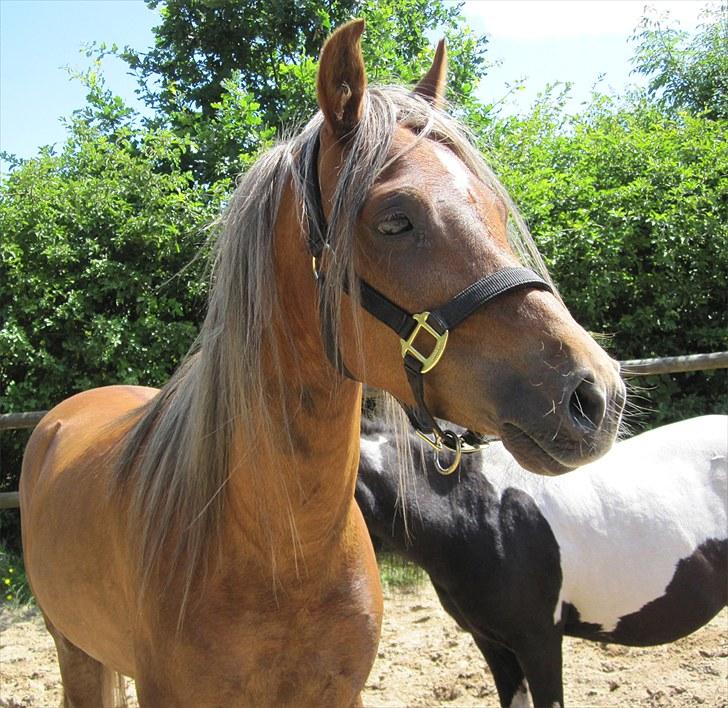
top-left (311, 20), bottom-right (625, 475)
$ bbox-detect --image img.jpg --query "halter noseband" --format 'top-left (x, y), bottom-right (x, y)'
top-left (305, 133), bottom-right (552, 474)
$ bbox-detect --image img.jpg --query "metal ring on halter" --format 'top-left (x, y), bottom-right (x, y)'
top-left (415, 428), bottom-right (491, 456)
top-left (434, 430), bottom-right (462, 475)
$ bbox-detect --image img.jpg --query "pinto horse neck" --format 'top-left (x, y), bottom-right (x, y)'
top-left (358, 425), bottom-right (482, 566)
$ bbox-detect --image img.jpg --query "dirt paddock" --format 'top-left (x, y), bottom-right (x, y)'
top-left (1, 583), bottom-right (726, 707)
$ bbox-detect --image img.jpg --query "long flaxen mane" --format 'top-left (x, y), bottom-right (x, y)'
top-left (112, 84), bottom-right (555, 611)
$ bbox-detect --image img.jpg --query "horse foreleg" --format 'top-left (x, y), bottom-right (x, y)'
top-left (514, 634), bottom-right (564, 708)
top-left (473, 634), bottom-right (531, 708)
top-left (43, 614), bottom-right (127, 708)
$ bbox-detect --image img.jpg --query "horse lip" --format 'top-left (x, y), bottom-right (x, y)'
top-left (500, 422), bottom-right (575, 476)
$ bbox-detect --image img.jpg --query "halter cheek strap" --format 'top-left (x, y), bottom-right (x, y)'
top-left (304, 133), bottom-right (553, 474)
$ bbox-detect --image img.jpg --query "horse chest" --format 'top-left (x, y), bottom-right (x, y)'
top-left (136, 557), bottom-right (382, 706)
top-left (139, 600), bottom-right (378, 706)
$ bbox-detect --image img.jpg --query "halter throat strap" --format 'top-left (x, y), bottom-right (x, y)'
top-left (304, 132), bottom-right (552, 473)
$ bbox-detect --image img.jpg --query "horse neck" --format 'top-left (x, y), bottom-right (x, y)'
top-left (357, 449), bottom-right (442, 567)
top-left (224, 186), bottom-right (363, 571)
top-left (379, 455), bottom-right (496, 575)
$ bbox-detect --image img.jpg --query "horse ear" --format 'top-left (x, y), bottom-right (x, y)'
top-left (317, 19), bottom-right (368, 139)
top-left (413, 39), bottom-right (448, 108)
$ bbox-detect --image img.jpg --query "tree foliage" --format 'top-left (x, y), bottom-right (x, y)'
top-left (121, 0), bottom-right (489, 182)
top-left (125, 0), bottom-right (358, 122)
top-left (631, 2), bottom-right (728, 119)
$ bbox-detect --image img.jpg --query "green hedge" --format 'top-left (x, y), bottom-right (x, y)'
top-left (1, 109), bottom-right (225, 549)
top-left (483, 95), bottom-right (727, 423)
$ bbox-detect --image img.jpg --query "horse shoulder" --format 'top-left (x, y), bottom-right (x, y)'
top-left (19, 385), bottom-right (158, 675)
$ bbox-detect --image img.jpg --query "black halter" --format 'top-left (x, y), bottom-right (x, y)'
top-left (305, 133), bottom-right (553, 473)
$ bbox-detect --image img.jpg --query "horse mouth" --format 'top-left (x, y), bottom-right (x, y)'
top-left (500, 423), bottom-right (575, 476)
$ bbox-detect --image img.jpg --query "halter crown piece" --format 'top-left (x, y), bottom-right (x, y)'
top-left (304, 133), bottom-right (553, 474)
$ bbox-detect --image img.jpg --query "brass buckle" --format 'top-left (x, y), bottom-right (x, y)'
top-left (400, 312), bottom-right (449, 374)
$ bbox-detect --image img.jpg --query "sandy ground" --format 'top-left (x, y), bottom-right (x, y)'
top-left (1, 584), bottom-right (726, 707)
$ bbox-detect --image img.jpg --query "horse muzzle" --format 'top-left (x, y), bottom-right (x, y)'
top-left (499, 367), bottom-right (626, 476)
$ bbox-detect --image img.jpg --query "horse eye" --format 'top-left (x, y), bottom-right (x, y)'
top-left (377, 214), bottom-right (412, 236)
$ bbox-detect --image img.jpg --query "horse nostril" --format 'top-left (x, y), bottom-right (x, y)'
top-left (568, 376), bottom-right (607, 431)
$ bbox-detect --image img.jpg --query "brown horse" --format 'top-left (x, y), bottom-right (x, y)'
top-left (20, 21), bottom-right (625, 708)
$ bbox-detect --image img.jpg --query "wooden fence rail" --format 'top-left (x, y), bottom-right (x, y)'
top-left (0, 491), bottom-right (19, 510)
top-left (0, 411), bottom-right (47, 432)
top-left (1, 351), bottom-right (726, 510)
top-left (620, 351), bottom-right (728, 376)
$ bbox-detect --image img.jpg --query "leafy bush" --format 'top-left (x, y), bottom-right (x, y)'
top-left (0, 79), bottom-right (226, 547)
top-left (1, 83), bottom-right (225, 409)
top-left (0, 542), bottom-right (32, 606)
top-left (483, 91), bottom-right (727, 423)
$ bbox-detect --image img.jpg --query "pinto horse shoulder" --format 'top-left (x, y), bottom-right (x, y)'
top-left (517, 415), bottom-right (727, 643)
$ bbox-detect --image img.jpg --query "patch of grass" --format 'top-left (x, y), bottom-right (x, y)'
top-left (0, 543), bottom-right (33, 607)
top-left (377, 552), bottom-right (427, 591)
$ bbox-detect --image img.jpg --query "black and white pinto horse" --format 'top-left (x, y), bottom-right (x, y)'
top-left (356, 415), bottom-right (727, 708)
